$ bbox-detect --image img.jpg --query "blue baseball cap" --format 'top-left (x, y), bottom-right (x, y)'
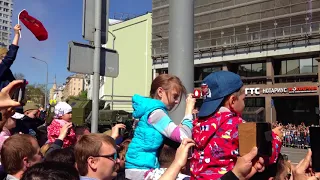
top-left (198, 71), bottom-right (243, 117)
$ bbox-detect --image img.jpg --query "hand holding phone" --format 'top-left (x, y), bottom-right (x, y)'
top-left (0, 80), bottom-right (26, 110)
top-left (12, 79), bottom-right (27, 105)
top-left (111, 123), bottom-right (126, 140)
top-left (193, 89), bottom-right (201, 98)
top-left (239, 122), bottom-right (272, 157)
top-left (310, 126), bottom-right (320, 172)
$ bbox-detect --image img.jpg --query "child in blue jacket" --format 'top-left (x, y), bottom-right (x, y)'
top-left (125, 74), bottom-right (196, 180)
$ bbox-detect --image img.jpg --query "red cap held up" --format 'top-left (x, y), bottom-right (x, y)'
top-left (18, 10), bottom-right (48, 41)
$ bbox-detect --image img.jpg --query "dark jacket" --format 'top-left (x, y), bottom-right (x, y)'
top-left (220, 171), bottom-right (239, 180)
top-left (0, 44), bottom-right (19, 90)
top-left (45, 139), bottom-right (63, 156)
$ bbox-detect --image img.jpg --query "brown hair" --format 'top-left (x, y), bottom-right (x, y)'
top-left (159, 144), bottom-right (176, 168)
top-left (0, 47), bottom-right (7, 59)
top-left (1, 134), bottom-right (37, 175)
top-left (150, 74), bottom-right (186, 104)
top-left (118, 139), bottom-right (131, 161)
top-left (222, 86), bottom-right (245, 107)
top-left (74, 134), bottom-right (116, 176)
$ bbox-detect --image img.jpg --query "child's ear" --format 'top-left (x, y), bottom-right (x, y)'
top-left (157, 87), bottom-right (164, 98)
top-left (226, 95), bottom-right (235, 106)
top-left (231, 95), bottom-right (238, 104)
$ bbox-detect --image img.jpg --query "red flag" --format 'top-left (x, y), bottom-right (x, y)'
top-left (18, 10), bottom-right (48, 41)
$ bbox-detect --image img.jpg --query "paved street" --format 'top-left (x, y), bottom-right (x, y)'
top-left (281, 147), bottom-right (307, 164)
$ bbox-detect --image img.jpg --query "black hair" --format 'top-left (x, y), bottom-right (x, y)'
top-left (21, 161), bottom-right (79, 180)
top-left (159, 144), bottom-right (176, 168)
top-left (250, 153), bottom-right (286, 180)
top-left (44, 147), bottom-right (75, 166)
top-left (74, 125), bottom-right (90, 136)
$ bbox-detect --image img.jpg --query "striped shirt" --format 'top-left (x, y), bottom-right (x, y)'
top-left (147, 109), bottom-right (193, 142)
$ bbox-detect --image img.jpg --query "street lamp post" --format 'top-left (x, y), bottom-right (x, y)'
top-left (31, 56), bottom-right (49, 108)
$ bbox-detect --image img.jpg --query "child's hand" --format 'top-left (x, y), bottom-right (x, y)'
top-left (111, 123), bottom-right (126, 140)
top-left (14, 24), bottom-right (21, 35)
top-left (58, 122), bottom-right (72, 140)
top-left (185, 93), bottom-right (196, 116)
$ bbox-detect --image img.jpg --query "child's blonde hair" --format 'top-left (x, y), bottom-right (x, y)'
top-left (0, 47), bottom-right (7, 59)
top-left (40, 143), bottom-right (51, 155)
top-left (222, 86), bottom-right (245, 106)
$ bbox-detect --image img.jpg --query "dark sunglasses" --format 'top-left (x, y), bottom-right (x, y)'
top-left (94, 153), bottom-right (118, 162)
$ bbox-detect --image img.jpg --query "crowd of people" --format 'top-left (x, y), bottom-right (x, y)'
top-left (0, 24), bottom-right (319, 180)
top-left (273, 122), bottom-right (311, 149)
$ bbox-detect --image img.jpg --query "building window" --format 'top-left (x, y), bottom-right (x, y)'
top-left (4, 2), bottom-right (9, 6)
top-left (156, 68), bottom-right (168, 75)
top-left (286, 60), bottom-right (299, 74)
top-left (279, 58), bottom-right (318, 75)
top-left (313, 58), bottom-right (318, 73)
top-left (245, 97), bottom-right (265, 107)
top-left (300, 58), bottom-right (313, 74)
top-left (194, 66), bottom-right (222, 81)
top-left (238, 62), bottom-right (266, 77)
top-left (193, 66), bottom-right (222, 87)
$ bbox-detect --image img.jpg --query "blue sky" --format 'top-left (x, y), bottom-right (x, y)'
top-left (11, 0), bottom-right (151, 86)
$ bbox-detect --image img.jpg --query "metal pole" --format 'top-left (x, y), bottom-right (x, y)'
top-left (91, 0), bottom-right (102, 133)
top-left (271, 106), bottom-right (273, 123)
top-left (108, 31), bottom-right (116, 110)
top-left (46, 63), bottom-right (48, 109)
top-left (31, 57), bottom-right (48, 108)
top-left (168, 0), bottom-right (194, 124)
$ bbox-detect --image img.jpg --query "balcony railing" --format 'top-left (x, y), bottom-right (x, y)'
top-left (152, 21), bottom-right (320, 58)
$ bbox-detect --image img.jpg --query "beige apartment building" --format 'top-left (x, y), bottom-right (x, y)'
top-left (63, 74), bottom-right (85, 98)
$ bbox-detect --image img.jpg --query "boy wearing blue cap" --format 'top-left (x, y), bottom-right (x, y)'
top-left (190, 71), bottom-right (282, 180)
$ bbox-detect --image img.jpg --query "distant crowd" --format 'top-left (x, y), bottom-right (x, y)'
top-left (273, 122), bottom-right (311, 149)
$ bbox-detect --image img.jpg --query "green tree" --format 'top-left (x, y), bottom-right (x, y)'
top-left (79, 90), bottom-right (88, 99)
top-left (26, 84), bottom-right (47, 106)
top-left (67, 90), bottom-right (88, 101)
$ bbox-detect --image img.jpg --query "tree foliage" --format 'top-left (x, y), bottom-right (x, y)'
top-left (67, 90), bottom-right (88, 101)
top-left (26, 84), bottom-right (47, 105)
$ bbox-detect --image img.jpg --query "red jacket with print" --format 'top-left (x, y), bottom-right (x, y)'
top-left (190, 107), bottom-right (282, 180)
top-left (47, 119), bottom-right (76, 148)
